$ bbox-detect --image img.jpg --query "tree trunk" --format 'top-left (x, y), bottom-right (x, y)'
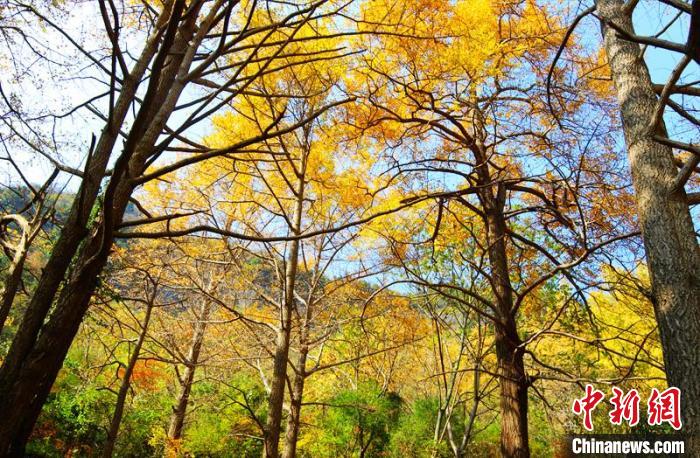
top-left (264, 322), bottom-right (292, 458)
top-left (0, 4), bottom-right (202, 453)
top-left (0, 215), bottom-right (30, 334)
top-left (282, 341), bottom-right (308, 458)
top-left (0, 227), bottom-right (113, 456)
top-left (494, 322), bottom-right (529, 458)
top-left (0, 4), bottom-right (170, 393)
top-left (476, 148), bottom-right (530, 458)
top-left (597, 0), bottom-right (700, 449)
top-left (263, 153), bottom-right (307, 458)
top-left (103, 301), bottom-right (155, 458)
top-left (167, 301), bottom-right (211, 443)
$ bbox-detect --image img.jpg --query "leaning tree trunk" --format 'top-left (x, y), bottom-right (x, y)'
top-left (0, 215), bottom-right (31, 334)
top-left (597, 0), bottom-right (700, 449)
top-left (0, 221), bottom-right (117, 455)
top-left (103, 301), bottom-right (155, 458)
top-left (0, 1), bottom-right (172, 393)
top-left (167, 301), bottom-right (212, 444)
top-left (0, 3), bottom-right (200, 453)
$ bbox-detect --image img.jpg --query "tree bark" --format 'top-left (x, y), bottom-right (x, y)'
top-left (494, 321), bottom-right (529, 458)
top-left (0, 215), bottom-right (31, 334)
top-left (282, 310), bottom-right (311, 458)
top-left (0, 3), bottom-right (200, 453)
top-left (0, 3), bottom-right (170, 394)
top-left (167, 301), bottom-right (211, 443)
top-left (103, 301), bottom-right (155, 458)
top-left (263, 150), bottom-right (307, 458)
top-left (282, 347), bottom-right (308, 458)
top-left (597, 0), bottom-right (700, 449)
top-left (0, 225), bottom-right (115, 455)
top-left (476, 148), bottom-right (530, 458)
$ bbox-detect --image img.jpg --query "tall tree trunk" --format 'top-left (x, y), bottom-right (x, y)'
top-left (263, 154), bottom-right (307, 458)
top-left (265, 320), bottom-right (292, 458)
top-left (494, 321), bottom-right (528, 458)
top-left (0, 4), bottom-right (170, 393)
top-left (477, 149), bottom-right (530, 458)
top-left (167, 301), bottom-right (211, 443)
top-left (103, 301), bottom-right (155, 458)
top-left (597, 0), bottom-right (700, 448)
top-left (0, 225), bottom-right (115, 456)
top-left (0, 4), bottom-right (200, 453)
top-left (282, 348), bottom-right (307, 458)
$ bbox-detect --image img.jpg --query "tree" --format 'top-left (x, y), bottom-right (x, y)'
top-left (0, 171), bottom-right (59, 334)
top-left (592, 0), bottom-right (700, 449)
top-left (0, 0), bottom-right (355, 453)
top-left (349, 0), bottom-right (642, 454)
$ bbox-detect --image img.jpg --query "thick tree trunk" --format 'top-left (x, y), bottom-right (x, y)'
top-left (476, 150), bottom-right (530, 458)
top-left (0, 9), bottom-right (174, 450)
top-left (103, 301), bottom-right (155, 458)
top-left (597, 0), bottom-right (700, 448)
top-left (264, 322), bottom-right (292, 458)
top-left (0, 4), bottom-right (201, 452)
top-left (494, 322), bottom-right (529, 458)
top-left (0, 8), bottom-right (168, 393)
top-left (0, 225), bottom-right (114, 455)
top-left (167, 301), bottom-right (211, 443)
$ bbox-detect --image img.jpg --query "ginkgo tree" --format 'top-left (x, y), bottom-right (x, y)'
top-left (345, 0), bottom-right (646, 456)
top-left (0, 0), bottom-right (694, 456)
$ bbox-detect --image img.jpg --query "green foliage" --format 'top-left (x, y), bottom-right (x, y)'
top-left (307, 382), bottom-right (401, 458)
top-left (180, 376), bottom-right (266, 457)
top-left (27, 358), bottom-right (111, 457)
top-left (389, 397), bottom-right (446, 458)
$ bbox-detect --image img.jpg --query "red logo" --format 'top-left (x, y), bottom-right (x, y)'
top-left (572, 384), bottom-right (605, 431)
top-left (609, 387), bottom-right (640, 427)
top-left (572, 386), bottom-right (682, 431)
top-left (648, 387), bottom-right (682, 430)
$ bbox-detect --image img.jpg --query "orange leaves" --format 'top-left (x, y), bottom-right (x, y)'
top-left (118, 360), bottom-right (167, 391)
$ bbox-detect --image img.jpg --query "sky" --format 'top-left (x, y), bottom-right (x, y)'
top-left (0, 0), bottom-right (697, 197)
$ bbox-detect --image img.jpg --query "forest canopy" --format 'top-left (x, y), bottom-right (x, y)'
top-left (0, 0), bottom-right (698, 457)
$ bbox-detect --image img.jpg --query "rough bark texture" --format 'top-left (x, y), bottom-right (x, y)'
top-left (494, 323), bottom-right (529, 458)
top-left (264, 315), bottom-right (293, 458)
top-left (103, 302), bottom-right (154, 458)
top-left (597, 0), bottom-right (700, 450)
top-left (0, 7), bottom-right (168, 395)
top-left (282, 326), bottom-right (309, 458)
top-left (168, 301), bottom-right (211, 442)
top-left (0, 3), bottom-right (199, 453)
top-left (486, 217), bottom-right (530, 458)
top-left (0, 223), bottom-right (115, 455)
top-left (476, 148), bottom-right (530, 458)
top-left (282, 349), bottom-right (307, 458)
